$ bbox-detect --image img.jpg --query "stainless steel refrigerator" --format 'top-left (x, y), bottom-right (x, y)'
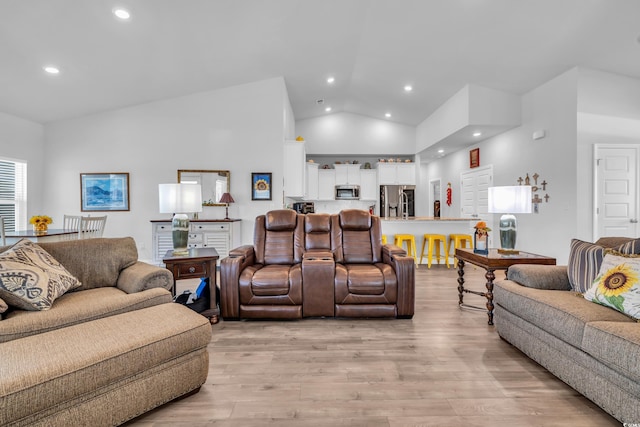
top-left (379, 185), bottom-right (415, 218)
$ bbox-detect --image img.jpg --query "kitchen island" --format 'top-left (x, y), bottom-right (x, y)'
top-left (380, 217), bottom-right (481, 265)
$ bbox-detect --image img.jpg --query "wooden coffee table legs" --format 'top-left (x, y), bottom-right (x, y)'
top-left (457, 258), bottom-right (496, 325)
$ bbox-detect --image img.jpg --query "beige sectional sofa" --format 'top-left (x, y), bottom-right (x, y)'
top-left (494, 237), bottom-right (640, 424)
top-left (0, 237), bottom-right (212, 426)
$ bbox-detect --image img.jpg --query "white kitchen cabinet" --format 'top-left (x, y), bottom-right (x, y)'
top-left (396, 163), bottom-right (416, 185)
top-left (284, 141), bottom-right (306, 198)
top-left (318, 169), bottom-right (336, 200)
top-left (360, 169), bottom-right (378, 201)
top-left (152, 219), bottom-right (241, 265)
top-left (334, 164), bottom-right (361, 185)
top-left (305, 162), bottom-right (319, 200)
top-left (377, 162), bottom-right (416, 185)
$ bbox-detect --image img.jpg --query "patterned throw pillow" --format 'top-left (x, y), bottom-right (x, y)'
top-left (567, 238), bottom-right (640, 293)
top-left (584, 251), bottom-right (640, 320)
top-left (567, 239), bottom-right (609, 293)
top-left (0, 239), bottom-right (82, 311)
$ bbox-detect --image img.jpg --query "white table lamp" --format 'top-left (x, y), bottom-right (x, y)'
top-left (159, 183), bottom-right (202, 254)
top-left (488, 185), bottom-right (532, 254)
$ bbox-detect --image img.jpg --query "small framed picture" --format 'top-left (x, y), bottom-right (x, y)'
top-left (80, 172), bottom-right (130, 211)
top-left (251, 172), bottom-right (272, 201)
top-left (470, 148), bottom-right (480, 168)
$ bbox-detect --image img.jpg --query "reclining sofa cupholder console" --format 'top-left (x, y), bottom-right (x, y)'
top-left (220, 209), bottom-right (415, 320)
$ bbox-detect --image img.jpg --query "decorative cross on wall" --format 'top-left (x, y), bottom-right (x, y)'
top-left (532, 193), bottom-right (543, 214)
top-left (516, 172), bottom-right (550, 214)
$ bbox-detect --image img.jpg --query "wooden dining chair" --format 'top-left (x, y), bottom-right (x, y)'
top-left (80, 215), bottom-right (107, 239)
top-left (62, 215), bottom-right (82, 240)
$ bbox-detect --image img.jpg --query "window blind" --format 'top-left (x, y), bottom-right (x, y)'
top-left (0, 159), bottom-right (28, 232)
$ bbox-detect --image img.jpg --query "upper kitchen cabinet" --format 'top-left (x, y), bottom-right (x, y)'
top-left (318, 169), bottom-right (336, 200)
top-left (360, 170), bottom-right (377, 201)
top-left (305, 162), bottom-right (319, 200)
top-left (334, 164), bottom-right (361, 185)
top-left (377, 162), bottom-right (416, 185)
top-left (284, 141), bottom-right (306, 198)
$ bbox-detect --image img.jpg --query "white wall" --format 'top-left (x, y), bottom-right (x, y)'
top-left (421, 69), bottom-right (579, 263)
top-left (0, 112), bottom-right (45, 224)
top-left (43, 77), bottom-right (291, 261)
top-left (296, 112), bottom-right (415, 155)
top-left (576, 69), bottom-right (640, 240)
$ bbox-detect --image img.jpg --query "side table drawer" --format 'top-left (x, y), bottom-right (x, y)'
top-left (173, 262), bottom-right (208, 279)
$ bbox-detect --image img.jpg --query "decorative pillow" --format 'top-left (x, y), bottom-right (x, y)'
top-left (567, 239), bottom-right (609, 293)
top-left (0, 296), bottom-right (7, 314)
top-left (567, 238), bottom-right (640, 293)
top-left (0, 239), bottom-right (82, 311)
top-left (584, 251), bottom-right (640, 320)
top-left (616, 238), bottom-right (640, 255)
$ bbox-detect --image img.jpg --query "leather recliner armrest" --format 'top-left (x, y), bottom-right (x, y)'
top-left (220, 245), bottom-right (256, 320)
top-left (382, 245), bottom-right (415, 318)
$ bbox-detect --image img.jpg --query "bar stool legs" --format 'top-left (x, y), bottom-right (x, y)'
top-left (393, 234), bottom-right (417, 265)
top-left (419, 234), bottom-right (449, 268)
top-left (449, 234), bottom-right (473, 268)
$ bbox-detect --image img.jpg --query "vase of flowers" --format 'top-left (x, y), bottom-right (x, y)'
top-left (30, 215), bottom-right (53, 234)
top-left (473, 221), bottom-right (491, 255)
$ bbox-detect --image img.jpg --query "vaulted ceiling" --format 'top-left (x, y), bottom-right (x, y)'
top-left (1, 0), bottom-right (639, 125)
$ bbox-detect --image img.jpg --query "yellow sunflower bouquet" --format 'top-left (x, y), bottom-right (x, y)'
top-left (30, 215), bottom-right (53, 232)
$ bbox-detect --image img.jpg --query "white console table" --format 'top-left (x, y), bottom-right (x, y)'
top-left (150, 219), bottom-right (241, 266)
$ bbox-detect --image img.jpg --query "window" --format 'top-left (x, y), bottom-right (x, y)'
top-left (0, 158), bottom-right (27, 232)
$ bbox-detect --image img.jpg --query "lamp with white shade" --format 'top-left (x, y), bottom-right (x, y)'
top-left (488, 185), bottom-right (532, 254)
top-left (158, 183), bottom-right (203, 255)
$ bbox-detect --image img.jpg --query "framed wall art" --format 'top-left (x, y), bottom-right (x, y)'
top-left (251, 172), bottom-right (272, 201)
top-left (80, 172), bottom-right (130, 211)
top-left (470, 148), bottom-right (480, 168)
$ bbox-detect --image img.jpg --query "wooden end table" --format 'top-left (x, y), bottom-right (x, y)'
top-left (163, 247), bottom-right (220, 324)
top-left (455, 248), bottom-right (556, 325)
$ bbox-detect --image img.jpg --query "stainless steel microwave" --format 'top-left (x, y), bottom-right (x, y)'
top-left (335, 185), bottom-right (360, 200)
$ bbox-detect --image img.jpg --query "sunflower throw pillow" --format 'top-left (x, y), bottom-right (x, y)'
top-left (584, 251), bottom-right (640, 319)
top-left (0, 239), bottom-right (82, 311)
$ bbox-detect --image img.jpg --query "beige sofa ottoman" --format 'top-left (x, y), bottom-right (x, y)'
top-left (0, 303), bottom-right (211, 427)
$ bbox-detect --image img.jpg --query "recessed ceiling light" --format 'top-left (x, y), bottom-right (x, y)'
top-left (43, 66), bottom-right (60, 74)
top-left (385, 113), bottom-right (391, 118)
top-left (473, 131), bottom-right (482, 137)
top-left (113, 8), bottom-right (131, 20)
top-left (325, 107), bottom-right (332, 112)
top-left (404, 85), bottom-right (413, 92)
top-left (438, 149), bottom-right (444, 154)
top-left (327, 77), bottom-right (335, 84)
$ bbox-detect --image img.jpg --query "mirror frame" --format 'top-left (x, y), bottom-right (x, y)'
top-left (177, 169), bottom-right (231, 207)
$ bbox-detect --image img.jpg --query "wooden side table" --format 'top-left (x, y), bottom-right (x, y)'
top-left (455, 248), bottom-right (556, 325)
top-left (163, 247), bottom-right (220, 324)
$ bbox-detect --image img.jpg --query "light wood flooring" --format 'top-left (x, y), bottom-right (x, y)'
top-left (129, 264), bottom-right (621, 426)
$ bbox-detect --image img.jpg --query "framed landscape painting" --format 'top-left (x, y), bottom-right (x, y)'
top-left (251, 172), bottom-right (272, 200)
top-left (80, 172), bottom-right (130, 211)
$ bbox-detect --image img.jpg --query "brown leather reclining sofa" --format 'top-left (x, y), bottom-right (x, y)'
top-left (220, 209), bottom-right (415, 320)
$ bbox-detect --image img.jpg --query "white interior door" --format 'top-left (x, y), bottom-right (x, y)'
top-left (460, 165), bottom-right (494, 242)
top-left (595, 145), bottom-right (639, 239)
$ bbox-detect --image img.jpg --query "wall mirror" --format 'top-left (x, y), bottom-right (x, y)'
top-left (177, 170), bottom-right (230, 206)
